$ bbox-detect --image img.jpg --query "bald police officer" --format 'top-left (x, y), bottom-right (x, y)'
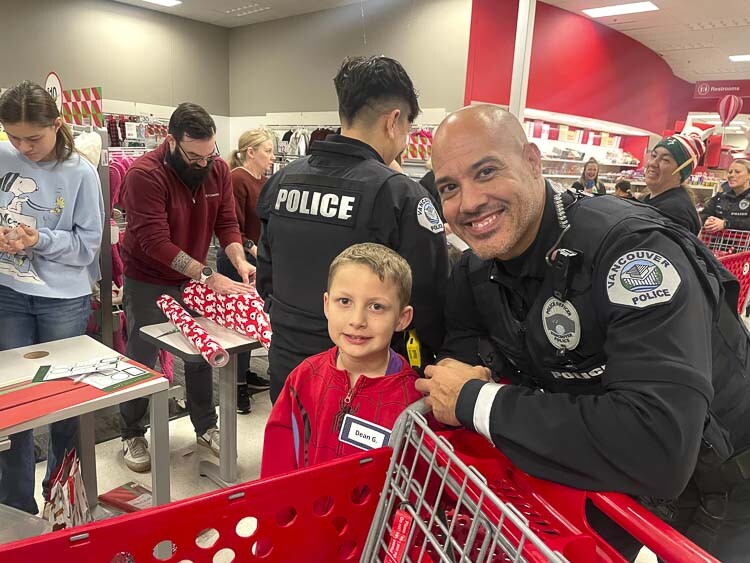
top-left (417, 105), bottom-right (750, 560)
top-left (257, 56), bottom-right (449, 402)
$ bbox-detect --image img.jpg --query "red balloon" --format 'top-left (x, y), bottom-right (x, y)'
top-left (718, 94), bottom-right (743, 127)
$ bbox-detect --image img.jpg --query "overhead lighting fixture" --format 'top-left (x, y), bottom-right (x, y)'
top-left (582, 1), bottom-right (658, 18)
top-left (142, 0), bottom-right (182, 6)
top-left (729, 54), bottom-right (750, 62)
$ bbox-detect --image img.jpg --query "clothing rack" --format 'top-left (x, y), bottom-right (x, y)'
top-left (98, 145), bottom-right (150, 347)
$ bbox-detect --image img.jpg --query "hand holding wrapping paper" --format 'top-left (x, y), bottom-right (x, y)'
top-left (156, 295), bottom-right (229, 367)
top-left (182, 281), bottom-right (272, 349)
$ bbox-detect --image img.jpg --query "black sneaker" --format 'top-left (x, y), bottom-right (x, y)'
top-left (237, 383), bottom-right (252, 415)
top-left (246, 370), bottom-right (271, 391)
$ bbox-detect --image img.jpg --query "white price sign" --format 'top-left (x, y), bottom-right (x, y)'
top-left (45, 72), bottom-right (63, 112)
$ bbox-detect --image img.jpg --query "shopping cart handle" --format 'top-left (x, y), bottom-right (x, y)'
top-left (589, 492), bottom-right (719, 563)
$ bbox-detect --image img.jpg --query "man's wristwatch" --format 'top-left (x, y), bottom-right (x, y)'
top-left (199, 266), bottom-right (214, 284)
top-left (243, 239), bottom-right (255, 252)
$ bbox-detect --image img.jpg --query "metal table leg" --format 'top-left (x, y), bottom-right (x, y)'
top-left (78, 412), bottom-right (98, 509)
top-left (149, 388), bottom-right (171, 505)
top-left (199, 355), bottom-right (238, 487)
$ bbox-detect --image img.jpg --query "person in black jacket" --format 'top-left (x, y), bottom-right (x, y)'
top-left (257, 56), bottom-right (449, 402)
top-left (416, 105), bottom-right (750, 561)
top-left (641, 134), bottom-right (703, 235)
top-left (701, 158), bottom-right (750, 232)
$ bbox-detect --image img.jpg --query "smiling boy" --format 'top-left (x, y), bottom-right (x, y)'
top-left (260, 243), bottom-right (422, 477)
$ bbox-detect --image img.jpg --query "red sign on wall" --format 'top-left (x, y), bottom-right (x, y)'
top-left (694, 80), bottom-right (750, 99)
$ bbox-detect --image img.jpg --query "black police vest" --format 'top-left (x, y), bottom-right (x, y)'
top-left (265, 158), bottom-right (400, 337)
top-left (714, 190), bottom-right (750, 223)
top-left (468, 195), bottom-right (737, 395)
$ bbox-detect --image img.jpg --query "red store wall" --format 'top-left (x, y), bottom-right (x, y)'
top-left (465, 0), bottom-right (693, 134)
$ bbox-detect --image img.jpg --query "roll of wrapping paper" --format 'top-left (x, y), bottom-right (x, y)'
top-left (156, 295), bottom-right (229, 367)
top-left (182, 281), bottom-right (272, 349)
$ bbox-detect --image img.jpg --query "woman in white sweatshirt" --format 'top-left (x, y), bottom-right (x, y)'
top-left (0, 81), bottom-right (104, 515)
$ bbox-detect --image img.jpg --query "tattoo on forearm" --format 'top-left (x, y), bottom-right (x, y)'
top-left (171, 251), bottom-right (193, 275)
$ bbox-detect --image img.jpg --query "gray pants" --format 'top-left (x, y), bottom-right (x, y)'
top-left (119, 276), bottom-right (217, 439)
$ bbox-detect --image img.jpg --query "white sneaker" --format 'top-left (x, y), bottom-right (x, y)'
top-left (123, 437), bottom-right (151, 472)
top-left (197, 427), bottom-right (220, 458)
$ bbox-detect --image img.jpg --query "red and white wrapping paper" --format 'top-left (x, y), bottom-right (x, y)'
top-left (182, 281), bottom-right (272, 349)
top-left (156, 295), bottom-right (229, 367)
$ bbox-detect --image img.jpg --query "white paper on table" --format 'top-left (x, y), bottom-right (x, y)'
top-left (34, 356), bottom-right (151, 391)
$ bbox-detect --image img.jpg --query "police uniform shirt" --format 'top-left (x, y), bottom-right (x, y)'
top-left (700, 187), bottom-right (750, 231)
top-left (642, 186), bottom-right (701, 235)
top-left (256, 135), bottom-right (449, 361)
top-left (444, 185), bottom-right (750, 497)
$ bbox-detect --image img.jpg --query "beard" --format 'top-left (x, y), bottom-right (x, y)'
top-left (166, 146), bottom-right (214, 189)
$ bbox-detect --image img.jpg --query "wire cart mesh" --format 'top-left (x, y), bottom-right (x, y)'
top-left (699, 229), bottom-right (750, 257)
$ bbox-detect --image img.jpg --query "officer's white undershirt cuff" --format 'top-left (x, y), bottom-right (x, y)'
top-left (472, 383), bottom-right (504, 440)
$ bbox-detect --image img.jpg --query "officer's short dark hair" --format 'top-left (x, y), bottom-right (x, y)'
top-left (333, 56), bottom-right (420, 126)
top-left (168, 102), bottom-right (216, 141)
top-left (615, 179), bottom-right (631, 193)
top-left (328, 243), bottom-right (412, 309)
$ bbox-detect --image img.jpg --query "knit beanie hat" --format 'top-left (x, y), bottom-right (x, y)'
top-left (654, 134), bottom-right (706, 183)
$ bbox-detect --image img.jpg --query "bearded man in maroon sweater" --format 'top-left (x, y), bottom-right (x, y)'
top-left (118, 102), bottom-right (254, 472)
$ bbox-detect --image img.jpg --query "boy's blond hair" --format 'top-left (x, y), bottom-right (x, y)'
top-left (327, 243), bottom-right (412, 309)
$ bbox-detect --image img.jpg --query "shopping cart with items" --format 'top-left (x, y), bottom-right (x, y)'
top-left (0, 402), bottom-right (717, 562)
top-left (699, 228), bottom-right (750, 315)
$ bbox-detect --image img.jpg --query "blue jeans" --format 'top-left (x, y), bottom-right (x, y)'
top-left (0, 285), bottom-right (91, 514)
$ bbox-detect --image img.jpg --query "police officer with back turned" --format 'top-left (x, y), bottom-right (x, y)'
top-left (416, 105), bottom-right (750, 560)
top-left (257, 56), bottom-right (449, 402)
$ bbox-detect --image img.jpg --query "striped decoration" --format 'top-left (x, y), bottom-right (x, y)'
top-left (718, 94), bottom-right (743, 127)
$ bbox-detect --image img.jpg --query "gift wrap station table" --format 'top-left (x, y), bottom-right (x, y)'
top-left (0, 335), bottom-right (171, 509)
top-left (140, 317), bottom-right (260, 488)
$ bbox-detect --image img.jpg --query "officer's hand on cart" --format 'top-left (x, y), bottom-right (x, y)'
top-left (206, 272), bottom-right (255, 295)
top-left (416, 360), bottom-right (491, 426)
top-left (703, 216), bottom-right (725, 233)
top-left (235, 259), bottom-right (256, 285)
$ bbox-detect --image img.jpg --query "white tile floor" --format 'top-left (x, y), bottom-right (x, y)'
top-left (33, 392), bottom-right (273, 509)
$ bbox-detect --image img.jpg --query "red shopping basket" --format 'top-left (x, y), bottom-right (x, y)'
top-left (0, 449), bottom-right (390, 562)
top-left (0, 402), bottom-right (720, 562)
top-left (716, 250), bottom-right (750, 314)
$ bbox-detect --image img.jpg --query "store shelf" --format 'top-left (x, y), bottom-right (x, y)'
top-left (685, 184), bottom-right (718, 192)
top-left (545, 174), bottom-right (581, 179)
top-left (542, 158), bottom-right (638, 167)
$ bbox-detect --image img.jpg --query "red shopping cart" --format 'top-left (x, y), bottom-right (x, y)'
top-left (699, 229), bottom-right (750, 314)
top-left (0, 402), bottom-right (718, 563)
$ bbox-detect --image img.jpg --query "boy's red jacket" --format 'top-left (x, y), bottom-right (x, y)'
top-left (261, 346), bottom-right (422, 478)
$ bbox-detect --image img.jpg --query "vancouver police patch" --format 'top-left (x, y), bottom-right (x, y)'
top-left (416, 197), bottom-right (444, 234)
top-left (740, 199), bottom-right (750, 211)
top-left (606, 250), bottom-right (682, 308)
top-left (542, 298), bottom-right (581, 350)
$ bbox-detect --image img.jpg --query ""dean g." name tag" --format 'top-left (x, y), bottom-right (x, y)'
top-left (338, 414), bottom-right (392, 451)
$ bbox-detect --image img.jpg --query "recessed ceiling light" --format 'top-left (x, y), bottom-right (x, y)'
top-left (582, 1), bottom-right (658, 18)
top-left (142, 0), bottom-right (182, 6)
top-left (729, 54), bottom-right (750, 62)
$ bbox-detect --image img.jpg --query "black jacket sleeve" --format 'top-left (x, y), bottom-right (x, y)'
top-left (436, 255), bottom-right (484, 366)
top-left (372, 176), bottom-right (450, 363)
top-left (455, 230), bottom-right (712, 498)
top-left (256, 172), bottom-right (279, 302)
top-left (700, 193), bottom-right (719, 224)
